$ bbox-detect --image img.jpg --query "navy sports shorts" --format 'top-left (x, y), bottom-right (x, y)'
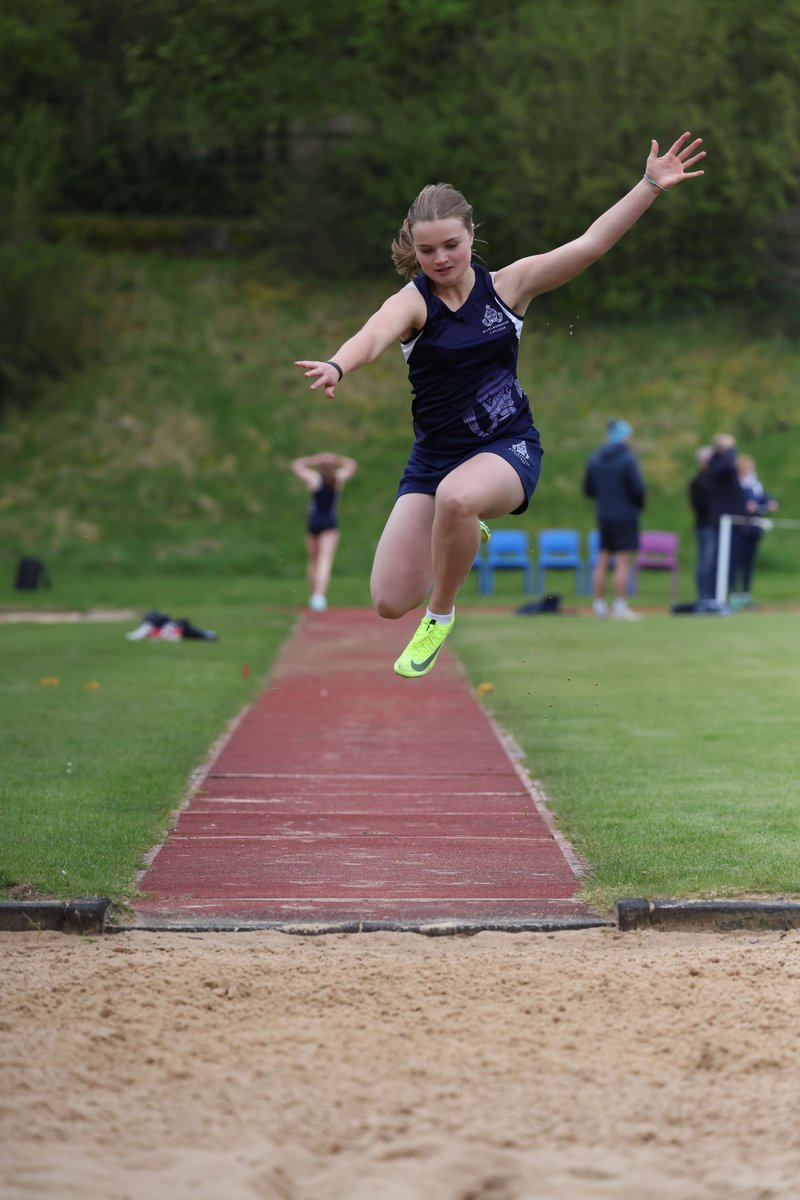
top-left (396, 431), bottom-right (543, 515)
top-left (307, 519), bottom-right (338, 536)
top-left (598, 518), bottom-right (640, 553)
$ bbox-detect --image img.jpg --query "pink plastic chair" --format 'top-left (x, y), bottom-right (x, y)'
top-left (633, 531), bottom-right (680, 601)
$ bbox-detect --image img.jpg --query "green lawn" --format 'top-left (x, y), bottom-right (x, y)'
top-left (2, 572), bottom-right (798, 913)
top-left (456, 606), bottom-right (800, 909)
top-left (2, 255), bottom-right (800, 912)
top-left (2, 254), bottom-right (799, 593)
top-left (0, 585), bottom-right (294, 903)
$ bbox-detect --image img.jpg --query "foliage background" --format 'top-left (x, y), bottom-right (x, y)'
top-left (2, 0), bottom-right (800, 298)
top-left (1, 0), bottom-right (799, 583)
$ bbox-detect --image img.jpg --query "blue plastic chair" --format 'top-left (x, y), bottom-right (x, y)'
top-left (479, 530), bottom-right (533, 595)
top-left (535, 529), bottom-right (586, 594)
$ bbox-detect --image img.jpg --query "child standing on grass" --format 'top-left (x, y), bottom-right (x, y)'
top-left (291, 451), bottom-right (358, 612)
top-left (295, 132), bottom-right (705, 677)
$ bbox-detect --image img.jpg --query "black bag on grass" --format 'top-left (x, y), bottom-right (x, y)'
top-left (15, 556), bottom-right (50, 591)
top-left (515, 594), bottom-right (561, 615)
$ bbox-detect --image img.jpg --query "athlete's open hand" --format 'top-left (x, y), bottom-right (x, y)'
top-left (645, 132), bottom-right (705, 190)
top-left (294, 360), bottom-right (340, 400)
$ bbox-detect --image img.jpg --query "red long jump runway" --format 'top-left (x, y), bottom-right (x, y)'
top-left (133, 609), bottom-right (599, 930)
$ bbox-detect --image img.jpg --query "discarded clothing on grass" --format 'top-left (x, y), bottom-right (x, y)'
top-left (126, 610), bottom-right (218, 641)
top-left (515, 594), bottom-right (562, 616)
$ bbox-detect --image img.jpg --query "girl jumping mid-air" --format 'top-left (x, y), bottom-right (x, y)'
top-left (295, 132), bottom-right (705, 677)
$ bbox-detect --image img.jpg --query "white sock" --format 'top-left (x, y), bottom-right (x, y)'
top-left (612, 598), bottom-right (629, 614)
top-left (426, 607), bottom-right (454, 626)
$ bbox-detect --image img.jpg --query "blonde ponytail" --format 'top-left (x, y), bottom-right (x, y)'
top-left (391, 218), bottom-right (418, 280)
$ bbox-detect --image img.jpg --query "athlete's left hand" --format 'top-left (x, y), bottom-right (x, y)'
top-left (645, 132), bottom-right (706, 190)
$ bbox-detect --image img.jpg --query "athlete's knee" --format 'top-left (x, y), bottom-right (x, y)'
top-left (371, 588), bottom-right (422, 620)
top-left (372, 595), bottom-right (410, 620)
top-left (434, 483), bottom-right (476, 526)
top-left (373, 599), bottom-right (404, 620)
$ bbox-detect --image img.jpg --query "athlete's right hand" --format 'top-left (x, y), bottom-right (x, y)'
top-left (294, 360), bottom-right (340, 400)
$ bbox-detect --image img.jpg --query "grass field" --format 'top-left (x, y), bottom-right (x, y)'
top-left (0, 586), bottom-right (294, 903)
top-left (2, 254), bottom-right (799, 910)
top-left (1, 252), bottom-right (799, 592)
top-left (455, 606), bottom-right (800, 909)
top-left (2, 569), bottom-right (798, 910)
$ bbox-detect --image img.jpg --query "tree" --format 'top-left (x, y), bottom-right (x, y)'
top-left (2, 0), bottom-right (798, 313)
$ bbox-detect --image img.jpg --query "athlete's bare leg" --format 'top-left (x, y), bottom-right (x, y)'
top-left (304, 534), bottom-right (318, 596)
top-left (371, 493), bottom-right (435, 618)
top-left (427, 453), bottom-right (524, 615)
top-left (371, 455), bottom-right (525, 620)
top-left (308, 529), bottom-right (340, 598)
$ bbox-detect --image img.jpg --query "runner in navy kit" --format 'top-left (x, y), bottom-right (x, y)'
top-left (291, 451), bottom-right (358, 612)
top-left (295, 132), bottom-right (705, 677)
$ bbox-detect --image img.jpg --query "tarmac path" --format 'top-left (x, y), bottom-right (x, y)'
top-left (133, 608), bottom-right (597, 930)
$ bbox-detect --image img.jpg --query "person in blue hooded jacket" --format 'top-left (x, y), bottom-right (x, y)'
top-left (584, 419), bottom-right (646, 620)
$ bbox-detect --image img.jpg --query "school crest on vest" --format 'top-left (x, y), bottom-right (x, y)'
top-left (482, 305), bottom-right (505, 330)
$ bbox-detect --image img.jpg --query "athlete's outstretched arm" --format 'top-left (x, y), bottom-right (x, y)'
top-left (295, 284), bottom-right (426, 399)
top-left (494, 132), bottom-right (705, 313)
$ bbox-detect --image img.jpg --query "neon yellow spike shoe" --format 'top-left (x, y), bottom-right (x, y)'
top-left (393, 613), bottom-right (455, 679)
top-left (479, 520), bottom-right (491, 544)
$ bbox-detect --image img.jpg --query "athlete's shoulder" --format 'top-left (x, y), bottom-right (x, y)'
top-left (396, 279), bottom-right (429, 346)
top-left (408, 273), bottom-right (433, 304)
top-left (379, 280), bottom-right (427, 328)
top-left (470, 261), bottom-right (494, 293)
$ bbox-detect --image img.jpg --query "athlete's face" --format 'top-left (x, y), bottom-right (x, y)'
top-left (411, 218), bottom-right (474, 288)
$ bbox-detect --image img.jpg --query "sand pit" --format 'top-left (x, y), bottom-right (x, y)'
top-left (3, 926), bottom-right (800, 1199)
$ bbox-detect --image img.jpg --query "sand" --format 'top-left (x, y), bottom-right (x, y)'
top-left (2, 925), bottom-right (799, 1200)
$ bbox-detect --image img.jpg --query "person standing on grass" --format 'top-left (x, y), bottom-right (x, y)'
top-left (295, 132), bottom-right (705, 676)
top-left (706, 432), bottom-right (745, 595)
top-left (584, 419), bottom-right (646, 621)
top-left (689, 444), bottom-right (716, 601)
top-left (291, 451), bottom-right (358, 612)
top-left (732, 453), bottom-right (779, 607)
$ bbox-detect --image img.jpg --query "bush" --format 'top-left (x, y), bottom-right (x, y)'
top-left (0, 239), bottom-right (89, 411)
top-left (42, 213), bottom-right (263, 257)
